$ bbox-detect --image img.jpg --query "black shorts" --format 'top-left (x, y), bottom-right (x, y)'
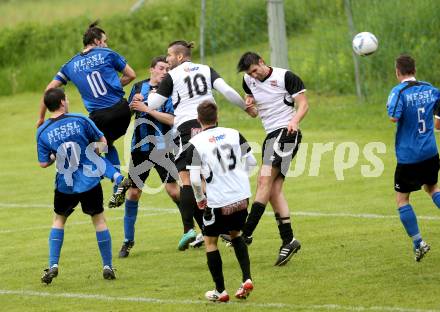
top-left (203, 205), bottom-right (248, 237)
top-left (262, 128), bottom-right (302, 177)
top-left (128, 150), bottom-right (177, 189)
top-left (89, 98), bottom-right (131, 142)
top-left (174, 119), bottom-right (202, 172)
top-left (54, 183), bottom-right (104, 217)
top-left (394, 154), bottom-right (440, 193)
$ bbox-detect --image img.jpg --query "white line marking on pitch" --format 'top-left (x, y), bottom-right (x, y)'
top-left (1, 202), bottom-right (440, 221)
top-left (0, 289), bottom-right (438, 312)
top-left (0, 211), bottom-right (172, 234)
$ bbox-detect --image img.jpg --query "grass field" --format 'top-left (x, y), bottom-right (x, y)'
top-left (1, 86), bottom-right (440, 312)
top-left (0, 0), bottom-right (138, 29)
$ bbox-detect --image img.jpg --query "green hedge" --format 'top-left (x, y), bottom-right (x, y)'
top-left (1, 0), bottom-right (439, 97)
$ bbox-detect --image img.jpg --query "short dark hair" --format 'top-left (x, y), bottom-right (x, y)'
top-left (150, 55), bottom-right (167, 68)
top-left (237, 51), bottom-right (262, 72)
top-left (44, 88), bottom-right (66, 112)
top-left (396, 54), bottom-right (416, 75)
top-left (83, 20), bottom-right (105, 46)
top-left (197, 101), bottom-right (218, 125)
top-left (168, 40), bottom-right (194, 58)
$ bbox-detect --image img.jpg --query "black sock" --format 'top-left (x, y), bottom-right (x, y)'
top-left (193, 207), bottom-right (204, 233)
top-left (206, 250), bottom-right (224, 292)
top-left (179, 186), bottom-right (196, 233)
top-left (232, 236), bottom-right (251, 282)
top-left (242, 202), bottom-right (266, 237)
top-left (278, 222), bottom-right (294, 245)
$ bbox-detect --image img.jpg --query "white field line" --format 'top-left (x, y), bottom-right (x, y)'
top-left (1, 202), bottom-right (440, 221)
top-left (0, 289), bottom-right (438, 312)
top-left (0, 211), bottom-right (172, 234)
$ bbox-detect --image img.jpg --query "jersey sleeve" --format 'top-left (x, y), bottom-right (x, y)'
top-left (54, 63), bottom-right (70, 85)
top-left (36, 135), bottom-right (51, 163)
top-left (156, 73), bottom-right (174, 98)
top-left (163, 97), bottom-right (175, 115)
top-left (186, 143), bottom-right (202, 169)
top-left (387, 88), bottom-right (403, 119)
top-left (242, 77), bottom-right (252, 95)
top-left (210, 67), bottom-right (221, 86)
top-left (285, 71), bottom-right (306, 96)
top-left (109, 50), bottom-right (127, 72)
top-left (84, 117), bottom-right (104, 141)
top-left (239, 133), bottom-right (252, 157)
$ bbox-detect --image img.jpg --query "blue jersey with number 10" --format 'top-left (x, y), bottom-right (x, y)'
top-left (387, 80), bottom-right (440, 164)
top-left (54, 48), bottom-right (126, 113)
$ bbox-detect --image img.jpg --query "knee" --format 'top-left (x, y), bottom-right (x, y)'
top-left (396, 194), bottom-right (409, 207)
top-left (127, 187), bottom-right (142, 201)
top-left (424, 184), bottom-right (439, 197)
top-left (166, 184), bottom-right (180, 202)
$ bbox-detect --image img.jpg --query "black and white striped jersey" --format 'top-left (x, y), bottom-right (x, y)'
top-left (243, 67), bottom-right (306, 134)
top-left (156, 61), bottom-right (220, 128)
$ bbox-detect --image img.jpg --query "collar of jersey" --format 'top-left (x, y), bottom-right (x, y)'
top-left (402, 77), bottom-right (416, 83)
top-left (259, 67), bottom-right (274, 83)
top-left (203, 125), bottom-right (218, 131)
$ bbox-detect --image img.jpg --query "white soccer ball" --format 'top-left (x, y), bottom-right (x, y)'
top-left (352, 32), bottom-right (378, 56)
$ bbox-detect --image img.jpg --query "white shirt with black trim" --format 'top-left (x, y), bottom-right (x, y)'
top-left (186, 126), bottom-right (252, 208)
top-left (243, 67), bottom-right (306, 134)
top-left (156, 61), bottom-right (220, 128)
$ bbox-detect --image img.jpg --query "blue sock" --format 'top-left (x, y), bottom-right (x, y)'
top-left (96, 229), bottom-right (112, 267)
top-left (102, 157), bottom-right (121, 182)
top-left (124, 200), bottom-right (139, 242)
top-left (398, 204), bottom-right (422, 248)
top-left (48, 228), bottom-right (64, 267)
top-left (105, 146), bottom-right (120, 171)
top-left (432, 192), bottom-right (440, 209)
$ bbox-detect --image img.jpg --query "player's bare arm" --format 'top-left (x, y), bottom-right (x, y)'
top-left (39, 153), bottom-right (56, 168)
top-left (120, 64), bottom-right (136, 86)
top-left (435, 116), bottom-right (440, 129)
top-left (37, 80), bottom-right (63, 127)
top-left (146, 110), bottom-right (174, 126)
top-left (244, 94), bottom-right (258, 118)
top-left (287, 92), bottom-right (309, 134)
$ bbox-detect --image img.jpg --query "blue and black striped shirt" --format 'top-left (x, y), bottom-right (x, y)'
top-left (128, 79), bottom-right (174, 152)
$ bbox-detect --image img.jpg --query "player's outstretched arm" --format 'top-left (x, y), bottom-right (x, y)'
top-left (120, 64), bottom-right (136, 87)
top-left (37, 80), bottom-right (63, 127)
top-left (213, 78), bottom-right (246, 109)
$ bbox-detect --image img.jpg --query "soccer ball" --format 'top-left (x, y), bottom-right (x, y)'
top-left (352, 32), bottom-right (378, 56)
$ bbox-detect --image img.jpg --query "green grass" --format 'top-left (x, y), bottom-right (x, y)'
top-left (1, 87), bottom-right (440, 311)
top-left (0, 0), bottom-right (138, 29)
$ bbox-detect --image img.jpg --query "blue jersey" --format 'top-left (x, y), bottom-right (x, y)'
top-left (54, 48), bottom-right (127, 113)
top-left (128, 79), bottom-right (174, 152)
top-left (37, 113), bottom-right (104, 194)
top-left (387, 79), bottom-right (440, 164)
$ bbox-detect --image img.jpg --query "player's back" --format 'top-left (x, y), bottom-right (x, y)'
top-left (56, 48), bottom-right (126, 112)
top-left (37, 114), bottom-right (104, 193)
top-left (168, 61), bottom-right (217, 127)
top-left (388, 80), bottom-right (440, 163)
top-left (189, 126), bottom-right (251, 208)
